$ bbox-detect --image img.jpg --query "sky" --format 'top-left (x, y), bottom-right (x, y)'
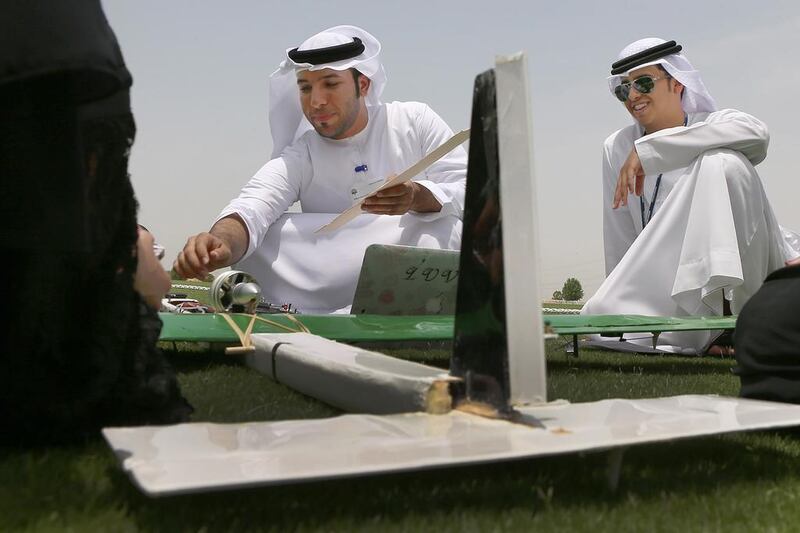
top-left (103, 0), bottom-right (800, 300)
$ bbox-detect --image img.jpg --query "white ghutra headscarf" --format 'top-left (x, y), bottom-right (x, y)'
top-left (268, 25), bottom-right (388, 158)
top-left (608, 37), bottom-right (717, 114)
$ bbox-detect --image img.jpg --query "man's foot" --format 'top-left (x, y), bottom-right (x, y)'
top-left (706, 344), bottom-right (735, 356)
top-left (707, 330), bottom-right (735, 356)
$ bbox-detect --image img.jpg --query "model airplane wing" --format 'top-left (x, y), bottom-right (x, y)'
top-left (103, 394), bottom-right (800, 496)
top-left (158, 312), bottom-right (736, 343)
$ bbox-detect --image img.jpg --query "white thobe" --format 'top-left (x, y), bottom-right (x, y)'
top-left (583, 109), bottom-right (797, 353)
top-left (217, 101), bottom-right (466, 314)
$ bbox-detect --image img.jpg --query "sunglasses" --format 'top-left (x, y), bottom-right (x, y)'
top-left (613, 74), bottom-right (670, 102)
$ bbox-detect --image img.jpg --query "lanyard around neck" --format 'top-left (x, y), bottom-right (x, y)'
top-left (640, 176), bottom-right (662, 229)
top-left (639, 114), bottom-right (688, 229)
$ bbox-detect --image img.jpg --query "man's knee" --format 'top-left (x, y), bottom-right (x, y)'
top-left (695, 148), bottom-right (765, 206)
top-left (697, 148), bottom-right (757, 181)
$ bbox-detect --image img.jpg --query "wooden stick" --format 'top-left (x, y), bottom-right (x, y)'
top-left (225, 345), bottom-right (257, 355)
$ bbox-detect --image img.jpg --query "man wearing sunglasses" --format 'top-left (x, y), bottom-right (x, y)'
top-left (582, 37), bottom-right (799, 354)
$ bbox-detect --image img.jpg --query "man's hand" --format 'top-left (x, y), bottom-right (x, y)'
top-left (173, 216), bottom-right (248, 279)
top-left (362, 180), bottom-right (442, 215)
top-left (786, 256), bottom-right (800, 268)
top-left (362, 181), bottom-right (417, 215)
top-left (613, 148), bottom-right (645, 209)
top-left (173, 232), bottom-right (233, 280)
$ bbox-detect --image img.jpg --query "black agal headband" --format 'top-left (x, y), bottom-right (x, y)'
top-left (287, 37), bottom-right (365, 65)
top-left (610, 40), bottom-right (682, 75)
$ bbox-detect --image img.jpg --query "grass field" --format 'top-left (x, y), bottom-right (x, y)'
top-left (3, 339), bottom-right (799, 532)
top-left (167, 279), bottom-right (213, 306)
top-left (542, 300), bottom-right (584, 310)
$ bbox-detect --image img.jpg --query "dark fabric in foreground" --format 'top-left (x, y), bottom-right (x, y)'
top-left (0, 0), bottom-right (131, 101)
top-left (734, 265), bottom-right (800, 403)
top-left (0, 1), bottom-right (191, 445)
top-left (0, 0), bottom-right (129, 252)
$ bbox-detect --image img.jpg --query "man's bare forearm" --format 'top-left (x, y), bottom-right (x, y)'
top-left (410, 183), bottom-right (442, 213)
top-left (210, 215), bottom-right (249, 265)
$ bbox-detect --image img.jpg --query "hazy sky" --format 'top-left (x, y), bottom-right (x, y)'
top-left (103, 0), bottom-right (800, 299)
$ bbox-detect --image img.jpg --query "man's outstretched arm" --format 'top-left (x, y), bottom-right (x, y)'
top-left (173, 215), bottom-right (249, 279)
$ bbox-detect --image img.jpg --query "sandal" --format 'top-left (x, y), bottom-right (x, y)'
top-left (707, 330), bottom-right (735, 356)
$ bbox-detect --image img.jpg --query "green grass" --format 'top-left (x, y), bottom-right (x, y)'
top-left (543, 301), bottom-right (584, 310)
top-left (167, 280), bottom-right (213, 305)
top-left (3, 340), bottom-right (799, 532)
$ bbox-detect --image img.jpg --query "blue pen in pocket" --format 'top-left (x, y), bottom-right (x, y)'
top-left (350, 163), bottom-right (383, 202)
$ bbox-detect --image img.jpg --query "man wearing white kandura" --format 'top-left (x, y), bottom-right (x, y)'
top-left (582, 37), bottom-right (800, 354)
top-left (175, 25), bottom-right (466, 313)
